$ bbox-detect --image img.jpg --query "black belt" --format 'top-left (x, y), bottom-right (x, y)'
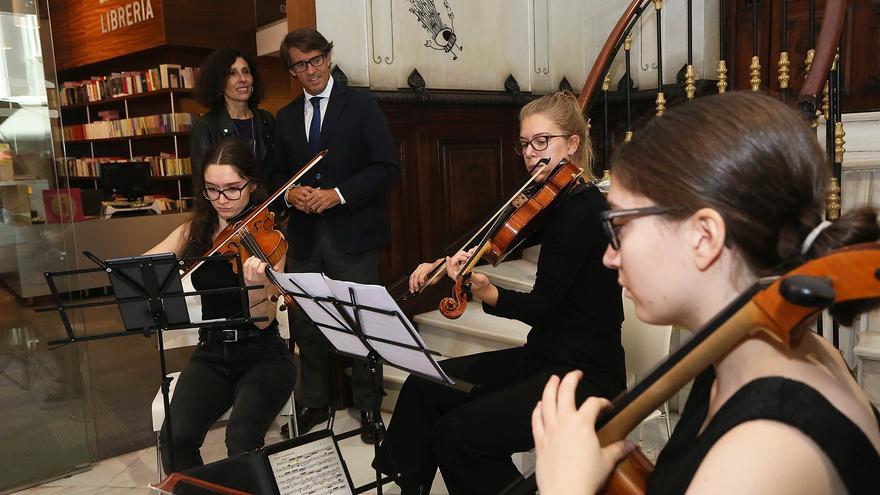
top-left (198, 327), bottom-right (270, 344)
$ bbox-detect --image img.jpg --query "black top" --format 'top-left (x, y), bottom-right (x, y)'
top-left (483, 183), bottom-right (625, 394)
top-left (232, 117), bottom-right (256, 144)
top-left (191, 255), bottom-right (277, 333)
top-left (266, 78), bottom-right (400, 258)
top-left (190, 107), bottom-right (274, 178)
top-left (648, 367), bottom-right (880, 494)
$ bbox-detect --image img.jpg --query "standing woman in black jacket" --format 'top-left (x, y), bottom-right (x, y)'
top-left (377, 92), bottom-right (625, 495)
top-left (190, 48), bottom-right (274, 178)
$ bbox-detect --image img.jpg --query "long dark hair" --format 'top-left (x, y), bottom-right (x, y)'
top-left (183, 139), bottom-right (266, 260)
top-left (196, 48), bottom-right (265, 111)
top-left (613, 91), bottom-right (879, 277)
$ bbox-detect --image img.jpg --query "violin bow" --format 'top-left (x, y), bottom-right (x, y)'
top-left (404, 158), bottom-right (555, 298)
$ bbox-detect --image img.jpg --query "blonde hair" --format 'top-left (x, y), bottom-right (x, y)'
top-left (519, 91), bottom-right (593, 180)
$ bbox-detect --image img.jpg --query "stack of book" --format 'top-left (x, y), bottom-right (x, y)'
top-left (57, 156), bottom-right (129, 177)
top-left (62, 112), bottom-right (194, 141)
top-left (137, 155), bottom-right (193, 177)
top-left (60, 64), bottom-right (198, 106)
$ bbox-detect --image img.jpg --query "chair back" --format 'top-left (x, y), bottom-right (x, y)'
top-left (621, 292), bottom-right (673, 383)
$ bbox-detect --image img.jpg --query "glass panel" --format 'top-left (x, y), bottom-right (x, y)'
top-left (0, 0), bottom-right (91, 491)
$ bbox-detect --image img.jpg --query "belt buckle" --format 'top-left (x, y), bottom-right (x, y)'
top-left (220, 329), bottom-right (238, 342)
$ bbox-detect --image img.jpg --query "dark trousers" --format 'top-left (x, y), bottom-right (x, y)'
top-left (160, 333), bottom-right (296, 473)
top-left (379, 347), bottom-right (612, 494)
top-left (289, 219), bottom-right (382, 410)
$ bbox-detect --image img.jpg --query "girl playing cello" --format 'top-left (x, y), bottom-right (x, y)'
top-left (532, 92), bottom-right (880, 494)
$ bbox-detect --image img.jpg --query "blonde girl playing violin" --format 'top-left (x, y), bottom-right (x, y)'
top-left (376, 92), bottom-right (626, 494)
top-left (146, 139), bottom-right (295, 473)
top-left (533, 92), bottom-right (880, 495)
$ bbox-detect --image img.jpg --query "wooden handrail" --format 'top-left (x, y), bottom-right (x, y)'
top-left (798, 0), bottom-right (848, 119)
top-left (577, 0), bottom-right (651, 112)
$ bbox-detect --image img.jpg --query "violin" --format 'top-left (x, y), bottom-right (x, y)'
top-left (438, 158), bottom-right (585, 319)
top-left (213, 207), bottom-right (287, 276)
top-left (180, 150), bottom-right (328, 309)
top-left (211, 205), bottom-right (295, 310)
top-left (501, 242), bottom-right (880, 495)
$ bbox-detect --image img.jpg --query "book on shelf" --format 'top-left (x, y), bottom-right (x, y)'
top-left (159, 64), bottom-right (182, 89)
top-left (59, 64), bottom-right (198, 106)
top-left (57, 155), bottom-right (192, 178)
top-left (62, 112), bottom-right (194, 141)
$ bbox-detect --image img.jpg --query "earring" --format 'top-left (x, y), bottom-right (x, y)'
top-left (249, 86), bottom-right (254, 93)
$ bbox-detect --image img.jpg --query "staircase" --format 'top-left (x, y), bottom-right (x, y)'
top-left (381, 246), bottom-right (542, 412)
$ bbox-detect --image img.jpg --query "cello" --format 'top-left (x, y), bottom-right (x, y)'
top-left (501, 242), bottom-right (880, 494)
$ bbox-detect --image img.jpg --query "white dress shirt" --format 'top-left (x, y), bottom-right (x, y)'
top-left (289, 76), bottom-right (346, 206)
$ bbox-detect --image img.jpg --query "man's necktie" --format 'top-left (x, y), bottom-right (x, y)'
top-left (308, 96), bottom-right (323, 156)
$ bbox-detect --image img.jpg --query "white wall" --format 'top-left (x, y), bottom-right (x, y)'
top-left (311, 0), bottom-right (721, 93)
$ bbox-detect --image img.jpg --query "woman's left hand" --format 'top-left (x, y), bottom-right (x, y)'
top-left (532, 371), bottom-right (635, 495)
top-left (242, 256), bottom-right (270, 288)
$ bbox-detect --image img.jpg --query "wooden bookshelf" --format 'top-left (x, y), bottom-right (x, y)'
top-left (61, 88), bottom-right (194, 110)
top-left (64, 131), bottom-right (190, 144)
top-left (58, 79), bottom-right (201, 204)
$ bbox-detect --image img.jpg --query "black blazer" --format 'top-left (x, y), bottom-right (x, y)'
top-left (190, 106), bottom-right (274, 178)
top-left (267, 79), bottom-right (399, 259)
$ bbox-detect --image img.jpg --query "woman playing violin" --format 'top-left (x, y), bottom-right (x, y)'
top-left (533, 92), bottom-right (880, 494)
top-left (146, 139), bottom-right (296, 473)
top-left (377, 92), bottom-right (626, 494)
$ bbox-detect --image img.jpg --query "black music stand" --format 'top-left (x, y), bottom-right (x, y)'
top-left (272, 271), bottom-right (471, 494)
top-left (38, 251), bottom-right (268, 474)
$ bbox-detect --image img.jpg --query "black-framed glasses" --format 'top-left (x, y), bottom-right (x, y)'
top-left (514, 134), bottom-right (570, 155)
top-left (202, 182), bottom-right (250, 201)
top-left (289, 54), bottom-right (327, 73)
top-left (600, 206), bottom-right (681, 250)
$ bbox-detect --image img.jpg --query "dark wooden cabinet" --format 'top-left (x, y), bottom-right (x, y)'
top-left (375, 100), bottom-right (525, 314)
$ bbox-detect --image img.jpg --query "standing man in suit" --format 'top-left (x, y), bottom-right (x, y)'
top-left (266, 28), bottom-right (399, 444)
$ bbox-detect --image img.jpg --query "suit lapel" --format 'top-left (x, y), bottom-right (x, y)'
top-left (319, 79), bottom-right (348, 151)
top-left (291, 96), bottom-right (308, 159)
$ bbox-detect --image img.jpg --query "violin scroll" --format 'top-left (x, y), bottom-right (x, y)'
top-left (439, 273), bottom-right (472, 319)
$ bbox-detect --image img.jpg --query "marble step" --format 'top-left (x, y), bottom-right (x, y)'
top-left (522, 245), bottom-right (541, 264)
top-left (474, 259), bottom-right (537, 292)
top-left (414, 301), bottom-right (530, 359)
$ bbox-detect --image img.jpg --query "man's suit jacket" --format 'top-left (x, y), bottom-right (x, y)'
top-left (267, 78), bottom-right (399, 259)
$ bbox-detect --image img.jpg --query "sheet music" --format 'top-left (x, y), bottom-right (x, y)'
top-left (323, 278), bottom-right (426, 346)
top-left (273, 272), bottom-right (352, 332)
top-left (324, 277), bottom-right (453, 384)
top-left (267, 436), bottom-right (353, 495)
top-left (272, 271), bottom-right (369, 357)
top-left (270, 270), bottom-right (453, 384)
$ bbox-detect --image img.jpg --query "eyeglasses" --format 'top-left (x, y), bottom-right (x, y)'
top-left (600, 206), bottom-right (681, 250)
top-left (202, 182), bottom-right (250, 201)
top-left (514, 134), bottom-right (570, 155)
top-left (289, 54), bottom-right (327, 73)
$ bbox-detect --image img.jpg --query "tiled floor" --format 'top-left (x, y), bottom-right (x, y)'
top-left (10, 409), bottom-right (420, 495)
top-left (10, 408), bottom-right (675, 495)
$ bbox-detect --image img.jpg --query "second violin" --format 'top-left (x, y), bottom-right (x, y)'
top-left (439, 158), bottom-right (584, 319)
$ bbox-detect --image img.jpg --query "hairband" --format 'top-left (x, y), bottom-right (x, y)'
top-left (801, 220), bottom-right (832, 255)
